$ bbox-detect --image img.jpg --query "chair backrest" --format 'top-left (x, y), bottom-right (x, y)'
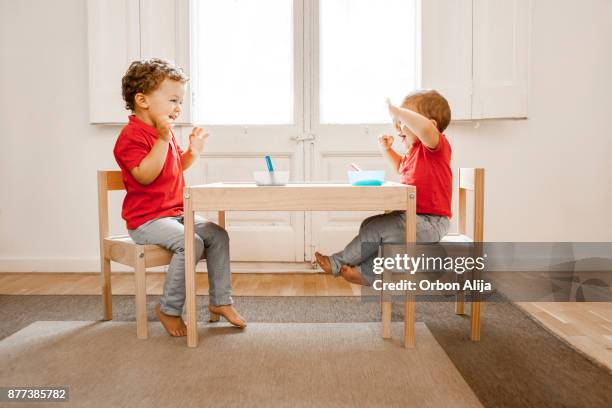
top-left (98, 170), bottom-right (125, 240)
top-left (457, 168), bottom-right (485, 242)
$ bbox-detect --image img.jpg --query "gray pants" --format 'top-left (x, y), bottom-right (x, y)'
top-left (329, 212), bottom-right (450, 283)
top-left (128, 215), bottom-right (232, 316)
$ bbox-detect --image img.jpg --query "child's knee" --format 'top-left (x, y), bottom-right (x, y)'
top-left (209, 224), bottom-right (229, 245)
top-left (196, 222), bottom-right (229, 245)
top-left (194, 235), bottom-right (205, 258)
top-left (166, 235), bottom-right (204, 261)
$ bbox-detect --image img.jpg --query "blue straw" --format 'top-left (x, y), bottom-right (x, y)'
top-left (265, 155), bottom-right (275, 172)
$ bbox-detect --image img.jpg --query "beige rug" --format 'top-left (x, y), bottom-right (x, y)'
top-left (0, 321), bottom-right (482, 408)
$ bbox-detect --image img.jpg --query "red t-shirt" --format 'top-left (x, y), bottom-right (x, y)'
top-left (399, 133), bottom-right (452, 218)
top-left (113, 115), bottom-right (185, 229)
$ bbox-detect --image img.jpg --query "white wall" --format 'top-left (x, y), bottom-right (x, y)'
top-left (0, 0), bottom-right (611, 272)
top-left (449, 0), bottom-right (612, 242)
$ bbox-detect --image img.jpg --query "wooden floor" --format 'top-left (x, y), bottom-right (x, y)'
top-left (0, 272), bottom-right (362, 297)
top-left (1, 272), bottom-right (611, 371)
top-left (515, 301), bottom-right (612, 371)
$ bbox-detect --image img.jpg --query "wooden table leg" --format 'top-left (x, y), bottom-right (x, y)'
top-left (404, 191), bottom-right (417, 348)
top-left (184, 189), bottom-right (198, 348)
top-left (404, 291), bottom-right (415, 348)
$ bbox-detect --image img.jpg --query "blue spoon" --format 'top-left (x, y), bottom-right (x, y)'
top-left (265, 155), bottom-right (274, 172)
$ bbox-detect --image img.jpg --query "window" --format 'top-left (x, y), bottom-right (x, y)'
top-left (88, 0), bottom-right (529, 124)
top-left (192, 0), bottom-right (418, 126)
top-left (319, 0), bottom-right (418, 124)
top-left (192, 0), bottom-right (294, 125)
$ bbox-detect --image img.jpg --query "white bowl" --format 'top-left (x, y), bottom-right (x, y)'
top-left (253, 171), bottom-right (290, 186)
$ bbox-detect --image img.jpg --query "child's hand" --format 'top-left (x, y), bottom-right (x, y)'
top-left (386, 98), bottom-right (400, 120)
top-left (152, 115), bottom-right (173, 142)
top-left (188, 127), bottom-right (208, 155)
top-left (378, 134), bottom-right (394, 151)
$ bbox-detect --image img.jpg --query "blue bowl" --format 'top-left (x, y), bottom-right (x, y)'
top-left (348, 170), bottom-right (385, 186)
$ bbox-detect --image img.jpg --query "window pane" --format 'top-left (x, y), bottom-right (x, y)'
top-left (320, 0), bottom-right (417, 124)
top-left (194, 0), bottom-right (293, 124)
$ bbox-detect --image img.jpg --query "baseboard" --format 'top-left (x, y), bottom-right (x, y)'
top-left (0, 258), bottom-right (319, 273)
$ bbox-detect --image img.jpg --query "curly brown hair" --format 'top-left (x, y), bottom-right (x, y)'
top-left (121, 58), bottom-right (189, 111)
top-left (401, 90), bottom-right (451, 132)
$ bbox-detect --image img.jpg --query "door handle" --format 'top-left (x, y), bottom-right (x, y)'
top-left (291, 134), bottom-right (316, 142)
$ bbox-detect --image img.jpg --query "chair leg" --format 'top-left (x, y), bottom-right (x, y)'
top-left (404, 292), bottom-right (415, 348)
top-left (455, 271), bottom-right (465, 315)
top-left (455, 293), bottom-right (465, 315)
top-left (382, 301), bottom-right (392, 339)
top-left (470, 260), bottom-right (482, 341)
top-left (134, 248), bottom-right (148, 339)
top-left (381, 264), bottom-right (392, 339)
top-left (101, 256), bottom-right (112, 321)
top-left (470, 301), bottom-right (481, 341)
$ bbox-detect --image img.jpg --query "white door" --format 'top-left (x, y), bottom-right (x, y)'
top-left (187, 0), bottom-right (306, 262)
top-left (307, 0), bottom-right (418, 260)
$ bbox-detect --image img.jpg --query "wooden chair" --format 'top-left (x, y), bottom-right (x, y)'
top-left (441, 167), bottom-right (485, 341)
top-left (381, 168), bottom-right (485, 346)
top-left (97, 170), bottom-right (225, 339)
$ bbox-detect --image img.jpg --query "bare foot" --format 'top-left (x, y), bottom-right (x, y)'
top-left (155, 304), bottom-right (187, 337)
top-left (340, 265), bottom-right (368, 286)
top-left (314, 252), bottom-right (332, 274)
top-left (208, 304), bottom-right (247, 328)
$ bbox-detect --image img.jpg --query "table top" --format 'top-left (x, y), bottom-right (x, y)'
top-left (184, 182), bottom-right (415, 211)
